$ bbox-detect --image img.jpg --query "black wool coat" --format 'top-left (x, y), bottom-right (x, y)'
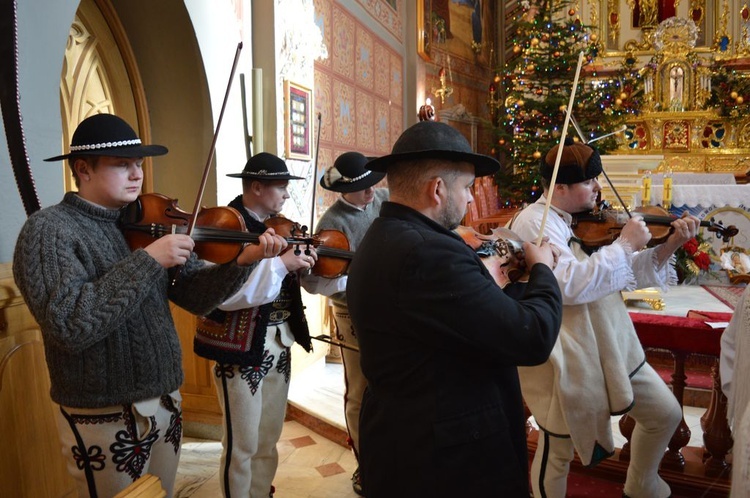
top-left (346, 202), bottom-right (563, 498)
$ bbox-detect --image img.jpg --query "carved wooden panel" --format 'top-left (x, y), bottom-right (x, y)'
top-left (0, 263), bottom-right (77, 497)
top-left (58, 0), bottom-right (151, 193)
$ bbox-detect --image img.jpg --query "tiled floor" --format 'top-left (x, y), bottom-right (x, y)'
top-left (175, 421), bottom-right (359, 498)
top-left (175, 358), bottom-right (711, 497)
top-left (174, 359), bottom-right (359, 498)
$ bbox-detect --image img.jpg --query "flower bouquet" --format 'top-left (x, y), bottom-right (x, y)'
top-left (673, 232), bottom-right (716, 284)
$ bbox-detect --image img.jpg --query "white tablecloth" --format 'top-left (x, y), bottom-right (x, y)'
top-left (626, 285), bottom-right (734, 317)
top-left (649, 173), bottom-right (736, 186)
top-left (649, 185), bottom-right (750, 208)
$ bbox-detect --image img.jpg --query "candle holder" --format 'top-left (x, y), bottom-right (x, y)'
top-left (432, 67), bottom-right (453, 104)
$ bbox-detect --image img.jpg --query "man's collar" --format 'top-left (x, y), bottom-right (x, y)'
top-left (243, 206), bottom-right (265, 222)
top-left (340, 195), bottom-right (366, 211)
top-left (536, 194), bottom-right (572, 225)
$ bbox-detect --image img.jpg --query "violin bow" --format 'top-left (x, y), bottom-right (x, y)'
top-left (309, 112), bottom-right (322, 234)
top-left (535, 51), bottom-right (585, 246)
top-left (570, 114), bottom-right (631, 218)
top-left (187, 42), bottom-right (243, 236)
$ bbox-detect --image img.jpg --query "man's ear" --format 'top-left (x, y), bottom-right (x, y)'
top-left (250, 180), bottom-right (264, 196)
top-left (428, 176), bottom-right (444, 206)
top-left (74, 158), bottom-right (91, 181)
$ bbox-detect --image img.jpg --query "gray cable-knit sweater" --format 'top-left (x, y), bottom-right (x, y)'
top-left (13, 192), bottom-right (253, 408)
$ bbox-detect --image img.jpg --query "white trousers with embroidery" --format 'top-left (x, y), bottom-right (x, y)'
top-left (214, 325), bottom-right (292, 498)
top-left (531, 362), bottom-right (681, 498)
top-left (55, 392), bottom-right (182, 498)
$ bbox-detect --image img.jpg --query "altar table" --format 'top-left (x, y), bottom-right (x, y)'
top-left (627, 285), bottom-right (735, 356)
top-left (625, 284), bottom-right (741, 484)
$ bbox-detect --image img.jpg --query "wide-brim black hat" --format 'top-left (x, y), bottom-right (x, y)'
top-left (227, 152), bottom-right (304, 180)
top-left (366, 121), bottom-right (499, 177)
top-left (44, 113), bottom-right (168, 161)
top-left (320, 152), bottom-right (386, 193)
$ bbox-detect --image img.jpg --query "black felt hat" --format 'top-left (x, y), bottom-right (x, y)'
top-left (227, 152), bottom-right (304, 180)
top-left (44, 113), bottom-right (168, 161)
top-left (365, 121), bottom-right (499, 177)
top-left (540, 138), bottom-right (602, 185)
top-left (320, 152), bottom-right (385, 193)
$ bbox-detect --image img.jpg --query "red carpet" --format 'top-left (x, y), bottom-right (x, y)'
top-left (701, 284), bottom-right (745, 310)
top-left (565, 469), bottom-right (728, 497)
top-left (566, 471), bottom-right (623, 496)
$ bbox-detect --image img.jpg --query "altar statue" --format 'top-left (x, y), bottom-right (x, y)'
top-left (669, 66), bottom-right (684, 111)
top-left (638, 0), bottom-right (659, 28)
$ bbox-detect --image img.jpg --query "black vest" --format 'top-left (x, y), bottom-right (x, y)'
top-left (194, 195), bottom-right (312, 367)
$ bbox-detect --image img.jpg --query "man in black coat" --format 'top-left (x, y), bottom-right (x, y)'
top-left (346, 121), bottom-right (563, 497)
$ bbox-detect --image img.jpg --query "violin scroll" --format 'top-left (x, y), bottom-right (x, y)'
top-left (704, 217), bottom-right (739, 243)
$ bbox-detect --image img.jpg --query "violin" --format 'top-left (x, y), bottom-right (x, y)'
top-left (264, 215), bottom-right (353, 278)
top-left (119, 193), bottom-right (354, 278)
top-left (571, 201), bottom-right (739, 250)
top-left (455, 225), bottom-right (529, 288)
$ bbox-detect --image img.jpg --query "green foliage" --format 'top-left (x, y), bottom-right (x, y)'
top-left (707, 64), bottom-right (750, 119)
top-left (492, 0), bottom-right (638, 206)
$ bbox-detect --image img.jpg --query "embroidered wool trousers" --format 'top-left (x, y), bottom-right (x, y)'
top-left (213, 325), bottom-right (292, 498)
top-left (332, 303), bottom-right (366, 458)
top-left (531, 363), bottom-right (681, 498)
top-left (55, 393), bottom-right (182, 498)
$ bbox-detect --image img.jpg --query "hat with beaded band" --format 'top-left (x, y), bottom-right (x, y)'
top-left (227, 152), bottom-right (304, 181)
top-left (44, 113), bottom-right (168, 161)
top-left (320, 152), bottom-right (385, 193)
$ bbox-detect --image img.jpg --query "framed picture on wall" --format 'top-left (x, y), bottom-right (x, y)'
top-left (284, 80), bottom-right (313, 160)
top-left (417, 0), bottom-right (432, 61)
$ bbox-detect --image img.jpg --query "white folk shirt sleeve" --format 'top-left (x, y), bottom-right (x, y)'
top-left (512, 199), bottom-right (672, 306)
top-left (218, 257), bottom-right (288, 311)
top-left (300, 273), bottom-right (348, 297)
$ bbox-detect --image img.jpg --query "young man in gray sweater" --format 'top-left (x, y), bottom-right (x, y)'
top-left (13, 114), bottom-right (285, 497)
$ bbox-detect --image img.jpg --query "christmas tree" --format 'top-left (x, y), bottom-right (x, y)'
top-left (491, 0), bottom-right (640, 206)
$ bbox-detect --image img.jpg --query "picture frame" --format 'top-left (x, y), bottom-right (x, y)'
top-left (417, 0), bottom-right (432, 62)
top-left (284, 80), bottom-right (313, 160)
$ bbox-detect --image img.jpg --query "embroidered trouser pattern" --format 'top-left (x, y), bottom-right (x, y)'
top-left (531, 363), bottom-right (681, 498)
top-left (332, 304), bottom-right (366, 459)
top-left (214, 326), bottom-right (291, 498)
top-left (55, 394), bottom-right (182, 498)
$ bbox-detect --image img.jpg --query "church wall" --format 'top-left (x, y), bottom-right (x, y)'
top-left (313, 0), bottom-right (405, 212)
top-left (0, 1), bottom-right (79, 262)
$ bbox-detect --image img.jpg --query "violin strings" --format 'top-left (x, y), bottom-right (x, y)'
top-left (124, 222), bottom-right (354, 259)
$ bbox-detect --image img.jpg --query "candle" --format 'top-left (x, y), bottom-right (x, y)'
top-left (663, 169), bottom-right (673, 210)
top-left (642, 171), bottom-right (651, 206)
